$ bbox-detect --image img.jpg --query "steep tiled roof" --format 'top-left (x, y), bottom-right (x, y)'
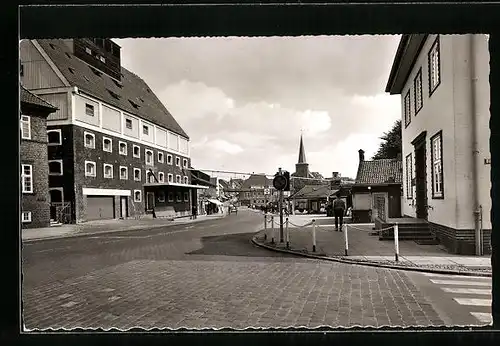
top-left (292, 184), bottom-right (338, 199)
top-left (241, 174), bottom-right (272, 189)
top-left (36, 39), bottom-right (188, 139)
top-left (20, 85), bottom-right (57, 110)
top-left (355, 158), bottom-right (403, 185)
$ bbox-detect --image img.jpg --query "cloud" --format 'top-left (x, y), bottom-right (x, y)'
top-left (114, 36), bottom-right (402, 179)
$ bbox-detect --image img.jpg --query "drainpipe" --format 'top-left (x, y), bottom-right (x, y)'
top-left (470, 34), bottom-right (482, 256)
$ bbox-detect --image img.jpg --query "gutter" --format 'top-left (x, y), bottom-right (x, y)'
top-left (470, 34), bottom-right (482, 256)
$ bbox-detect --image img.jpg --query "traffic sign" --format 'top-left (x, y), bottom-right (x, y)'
top-left (264, 188), bottom-right (270, 195)
top-left (273, 174), bottom-right (287, 190)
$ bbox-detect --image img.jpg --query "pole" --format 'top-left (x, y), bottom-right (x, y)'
top-left (279, 168), bottom-right (284, 242)
top-left (312, 219), bottom-right (316, 252)
top-left (344, 223), bottom-right (348, 256)
top-left (271, 215), bottom-right (275, 244)
top-left (264, 214), bottom-right (267, 240)
top-left (285, 217), bottom-right (289, 249)
top-left (394, 223), bottom-right (399, 262)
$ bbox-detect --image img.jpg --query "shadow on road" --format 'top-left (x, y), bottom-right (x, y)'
top-left (186, 232), bottom-right (299, 258)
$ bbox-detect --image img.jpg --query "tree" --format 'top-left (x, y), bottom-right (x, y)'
top-left (372, 120), bottom-right (402, 160)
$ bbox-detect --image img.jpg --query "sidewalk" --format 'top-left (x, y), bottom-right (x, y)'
top-left (22, 213), bottom-right (226, 242)
top-left (252, 221), bottom-right (492, 277)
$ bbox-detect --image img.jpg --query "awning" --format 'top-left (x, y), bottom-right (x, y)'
top-left (143, 182), bottom-right (209, 189)
top-left (207, 198), bottom-right (224, 205)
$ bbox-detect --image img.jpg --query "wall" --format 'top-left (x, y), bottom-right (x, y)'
top-left (20, 40), bottom-right (66, 90)
top-left (401, 34), bottom-right (458, 229)
top-left (20, 113), bottom-right (50, 228)
top-left (36, 92), bottom-right (69, 121)
top-left (75, 94), bottom-right (100, 127)
top-left (102, 104), bottom-right (121, 134)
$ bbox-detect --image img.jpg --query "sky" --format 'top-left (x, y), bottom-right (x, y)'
top-left (114, 35), bottom-right (402, 181)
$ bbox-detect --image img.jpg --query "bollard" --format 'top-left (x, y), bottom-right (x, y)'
top-left (271, 216), bottom-right (275, 244)
top-left (264, 214), bottom-right (267, 240)
top-left (344, 223), bottom-right (349, 256)
top-left (394, 223), bottom-right (399, 262)
top-left (285, 217), bottom-right (290, 249)
top-left (312, 219), bottom-right (316, 252)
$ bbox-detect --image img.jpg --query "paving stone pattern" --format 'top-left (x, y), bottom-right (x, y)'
top-left (23, 259), bottom-right (445, 330)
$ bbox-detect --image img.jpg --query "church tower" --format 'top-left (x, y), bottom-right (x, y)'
top-left (295, 134), bottom-right (310, 178)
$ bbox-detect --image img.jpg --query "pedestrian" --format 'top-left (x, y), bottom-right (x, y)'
top-left (192, 204), bottom-right (197, 219)
top-left (333, 192), bottom-right (346, 231)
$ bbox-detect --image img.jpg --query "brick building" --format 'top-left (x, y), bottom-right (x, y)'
top-left (20, 86), bottom-right (57, 228)
top-left (239, 174), bottom-right (274, 208)
top-left (20, 38), bottom-right (206, 223)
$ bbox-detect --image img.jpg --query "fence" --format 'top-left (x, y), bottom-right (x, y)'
top-left (260, 212), bottom-right (402, 261)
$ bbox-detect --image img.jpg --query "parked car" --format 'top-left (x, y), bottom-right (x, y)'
top-left (230, 205), bottom-right (238, 214)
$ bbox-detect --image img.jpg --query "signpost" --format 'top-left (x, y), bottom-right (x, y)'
top-left (273, 168), bottom-right (290, 244)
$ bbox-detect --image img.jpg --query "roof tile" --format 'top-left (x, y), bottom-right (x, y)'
top-left (20, 86), bottom-right (58, 110)
top-left (355, 158), bottom-right (403, 185)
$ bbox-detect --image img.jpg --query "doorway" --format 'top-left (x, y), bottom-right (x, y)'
top-left (120, 196), bottom-right (128, 219)
top-left (413, 132), bottom-right (428, 220)
top-left (146, 192), bottom-right (155, 211)
top-left (49, 188), bottom-right (64, 220)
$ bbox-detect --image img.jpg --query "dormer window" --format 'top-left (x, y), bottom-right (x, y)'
top-left (68, 67), bottom-right (75, 74)
top-left (113, 80), bottom-right (123, 88)
top-left (85, 47), bottom-right (92, 55)
top-left (65, 52), bottom-right (72, 59)
top-left (129, 100), bottom-right (140, 109)
top-left (125, 118), bottom-right (133, 130)
top-left (90, 67), bottom-right (102, 77)
top-left (107, 89), bottom-right (121, 100)
top-left (99, 56), bottom-right (106, 63)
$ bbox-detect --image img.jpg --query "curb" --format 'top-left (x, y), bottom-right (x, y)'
top-left (251, 233), bottom-right (491, 278)
top-left (22, 215), bottom-right (227, 243)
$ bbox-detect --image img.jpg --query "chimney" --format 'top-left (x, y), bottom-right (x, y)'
top-left (358, 149), bottom-right (365, 162)
top-left (332, 172), bottom-right (339, 178)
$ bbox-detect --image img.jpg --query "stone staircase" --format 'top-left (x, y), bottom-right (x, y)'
top-left (378, 221), bottom-right (439, 244)
top-left (50, 219), bottom-right (63, 227)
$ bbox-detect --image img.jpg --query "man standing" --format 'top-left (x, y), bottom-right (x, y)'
top-left (192, 204), bottom-right (198, 220)
top-left (333, 192), bottom-right (346, 231)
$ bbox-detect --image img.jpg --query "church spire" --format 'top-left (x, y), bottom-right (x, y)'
top-left (298, 133), bottom-right (307, 164)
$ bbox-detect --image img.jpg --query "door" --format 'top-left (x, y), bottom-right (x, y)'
top-left (49, 188), bottom-right (63, 220)
top-left (372, 192), bottom-right (388, 221)
top-left (146, 192), bottom-right (155, 211)
top-left (86, 196), bottom-right (115, 221)
top-left (414, 137), bottom-right (428, 220)
top-left (120, 196), bottom-right (128, 219)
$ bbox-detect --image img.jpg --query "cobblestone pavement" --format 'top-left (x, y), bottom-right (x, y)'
top-left (22, 210), bottom-right (448, 330)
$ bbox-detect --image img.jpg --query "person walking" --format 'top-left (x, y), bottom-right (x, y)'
top-left (333, 192), bottom-right (346, 231)
top-left (192, 204), bottom-right (198, 219)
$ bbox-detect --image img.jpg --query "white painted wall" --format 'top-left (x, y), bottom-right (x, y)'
top-left (101, 104), bottom-right (121, 133)
top-left (123, 114), bottom-right (139, 138)
top-left (168, 132), bottom-right (179, 151)
top-left (400, 34), bottom-right (491, 230)
top-left (140, 120), bottom-right (154, 143)
top-left (155, 127), bottom-right (167, 148)
top-left (75, 94), bottom-right (100, 127)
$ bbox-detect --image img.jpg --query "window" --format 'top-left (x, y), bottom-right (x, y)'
top-left (85, 47), bottom-right (92, 55)
top-left (428, 36), bottom-right (441, 95)
top-left (143, 125), bottom-right (149, 136)
top-left (103, 137), bottom-right (112, 152)
top-left (183, 158), bottom-right (188, 168)
top-left (134, 190), bottom-right (142, 202)
top-left (21, 164), bottom-right (33, 193)
top-left (176, 175), bottom-right (181, 183)
top-left (129, 100), bottom-right (140, 109)
top-left (85, 161), bottom-right (96, 177)
top-left (168, 173), bottom-right (173, 183)
top-left (120, 166), bottom-right (128, 180)
top-left (85, 103), bottom-right (95, 117)
top-left (133, 145), bottom-right (140, 158)
top-left (48, 160), bottom-right (63, 176)
top-left (145, 150), bottom-right (153, 165)
top-left (168, 192), bottom-right (174, 202)
top-left (414, 68), bottom-right (423, 114)
top-left (99, 56), bottom-right (106, 63)
top-left (184, 192), bottom-right (189, 202)
top-left (22, 211), bottom-right (32, 223)
top-left (158, 191), bottom-right (165, 203)
top-left (125, 118), bottom-right (133, 130)
top-left (68, 67), bottom-right (75, 74)
top-left (158, 152), bottom-right (164, 163)
top-left (47, 129), bottom-right (62, 145)
top-left (84, 132), bottom-right (95, 149)
top-left (103, 164), bottom-right (113, 179)
top-left (176, 192), bottom-right (182, 202)
top-left (147, 170), bottom-right (155, 183)
top-left (134, 168), bottom-right (141, 181)
top-left (404, 90), bottom-right (411, 127)
top-left (183, 176), bottom-right (189, 184)
top-left (175, 157), bottom-right (180, 167)
top-left (119, 141), bottom-right (127, 155)
top-left (405, 154), bottom-right (413, 199)
top-left (107, 89), bottom-right (121, 100)
top-left (158, 172), bottom-right (165, 183)
top-left (431, 131), bottom-right (444, 198)
top-left (20, 115), bottom-right (31, 140)
top-left (167, 154), bottom-right (173, 165)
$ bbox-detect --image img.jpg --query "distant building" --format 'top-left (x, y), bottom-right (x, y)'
top-left (351, 149), bottom-right (402, 223)
top-left (239, 174), bottom-right (274, 207)
top-left (20, 86), bottom-right (58, 228)
top-left (385, 34), bottom-right (491, 255)
top-left (191, 169), bottom-right (216, 215)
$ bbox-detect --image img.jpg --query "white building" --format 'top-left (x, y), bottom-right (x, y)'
top-left (385, 34), bottom-right (491, 255)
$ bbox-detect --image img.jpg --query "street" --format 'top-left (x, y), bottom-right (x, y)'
top-left (21, 209), bottom-right (491, 330)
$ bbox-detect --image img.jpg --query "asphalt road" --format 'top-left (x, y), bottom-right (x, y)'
top-left (21, 209), bottom-right (490, 330)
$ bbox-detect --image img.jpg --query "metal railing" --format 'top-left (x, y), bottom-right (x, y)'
top-left (54, 202), bottom-right (72, 224)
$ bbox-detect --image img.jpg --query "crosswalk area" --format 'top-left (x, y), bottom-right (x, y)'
top-left (422, 273), bottom-right (492, 325)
